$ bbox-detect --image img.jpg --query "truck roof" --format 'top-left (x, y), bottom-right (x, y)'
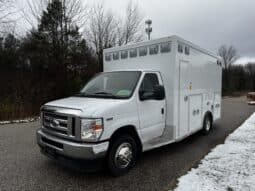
top-left (104, 35), bottom-right (219, 59)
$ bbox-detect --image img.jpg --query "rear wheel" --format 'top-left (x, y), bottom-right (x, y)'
top-left (202, 114), bottom-right (212, 135)
top-left (107, 135), bottom-right (137, 176)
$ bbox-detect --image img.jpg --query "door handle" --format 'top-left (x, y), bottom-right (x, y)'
top-left (184, 96), bottom-right (188, 102)
top-left (161, 108), bottom-right (164, 114)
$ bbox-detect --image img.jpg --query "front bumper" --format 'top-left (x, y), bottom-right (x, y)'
top-left (36, 129), bottom-right (109, 160)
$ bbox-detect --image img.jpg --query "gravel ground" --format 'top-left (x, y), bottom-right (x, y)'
top-left (0, 96), bottom-right (254, 191)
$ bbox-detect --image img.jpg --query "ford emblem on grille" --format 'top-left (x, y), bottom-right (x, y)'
top-left (50, 119), bottom-right (60, 128)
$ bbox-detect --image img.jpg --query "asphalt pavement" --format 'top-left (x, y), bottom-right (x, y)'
top-left (0, 96), bottom-right (254, 191)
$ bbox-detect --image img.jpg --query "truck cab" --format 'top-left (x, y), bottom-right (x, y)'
top-left (37, 35), bottom-right (222, 176)
top-left (37, 70), bottom-right (166, 176)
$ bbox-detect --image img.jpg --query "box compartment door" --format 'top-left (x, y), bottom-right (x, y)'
top-left (213, 93), bottom-right (221, 120)
top-left (179, 60), bottom-right (190, 137)
top-left (189, 94), bottom-right (203, 131)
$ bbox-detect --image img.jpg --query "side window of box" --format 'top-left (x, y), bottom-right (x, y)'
top-left (139, 47), bottom-right (147, 56)
top-left (178, 44), bottom-right (183, 53)
top-left (129, 49), bottom-right (137, 58)
top-left (160, 43), bottom-right (171, 53)
top-left (149, 45), bottom-right (159, 55)
top-left (121, 50), bottom-right (128, 59)
top-left (113, 52), bottom-right (119, 60)
top-left (185, 47), bottom-right (190, 55)
top-left (105, 53), bottom-right (111, 61)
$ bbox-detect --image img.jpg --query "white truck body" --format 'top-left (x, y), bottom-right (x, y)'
top-left (104, 35), bottom-right (222, 150)
top-left (37, 35), bottom-right (222, 175)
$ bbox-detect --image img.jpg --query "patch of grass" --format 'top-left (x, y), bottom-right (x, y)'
top-left (0, 98), bottom-right (39, 121)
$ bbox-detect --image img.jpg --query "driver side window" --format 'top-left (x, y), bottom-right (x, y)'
top-left (139, 73), bottom-right (159, 93)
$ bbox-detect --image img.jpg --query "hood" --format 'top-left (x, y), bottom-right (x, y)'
top-left (45, 96), bottom-right (130, 117)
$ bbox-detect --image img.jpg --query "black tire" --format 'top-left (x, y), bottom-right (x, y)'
top-left (202, 114), bottom-right (212, 135)
top-left (107, 135), bottom-right (137, 177)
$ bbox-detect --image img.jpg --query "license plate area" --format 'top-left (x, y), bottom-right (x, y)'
top-left (41, 137), bottom-right (63, 149)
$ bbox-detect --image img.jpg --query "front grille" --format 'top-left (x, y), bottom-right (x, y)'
top-left (43, 112), bottom-right (68, 135)
top-left (42, 110), bottom-right (76, 138)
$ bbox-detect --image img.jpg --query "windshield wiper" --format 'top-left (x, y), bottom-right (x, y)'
top-left (94, 91), bottom-right (118, 98)
top-left (74, 93), bottom-right (91, 97)
top-left (74, 91), bottom-right (119, 99)
top-left (95, 91), bottom-right (112, 95)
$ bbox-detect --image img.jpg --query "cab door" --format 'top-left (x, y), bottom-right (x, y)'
top-left (137, 72), bottom-right (166, 142)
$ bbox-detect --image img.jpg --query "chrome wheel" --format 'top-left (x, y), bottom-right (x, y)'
top-left (114, 143), bottom-right (133, 169)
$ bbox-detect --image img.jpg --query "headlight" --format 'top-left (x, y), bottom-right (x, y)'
top-left (81, 118), bottom-right (103, 142)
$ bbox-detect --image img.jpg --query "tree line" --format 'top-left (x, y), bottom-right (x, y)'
top-left (0, 0), bottom-right (254, 120)
top-left (218, 45), bottom-right (255, 95)
top-left (0, 0), bottom-right (144, 120)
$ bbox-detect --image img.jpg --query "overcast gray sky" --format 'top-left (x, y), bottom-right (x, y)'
top-left (18, 0), bottom-right (255, 64)
top-left (88, 0), bottom-right (255, 64)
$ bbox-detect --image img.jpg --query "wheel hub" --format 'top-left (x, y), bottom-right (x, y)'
top-left (206, 119), bottom-right (211, 131)
top-left (114, 143), bottom-right (133, 168)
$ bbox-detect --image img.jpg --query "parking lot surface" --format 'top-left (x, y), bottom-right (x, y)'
top-left (0, 97), bottom-right (254, 191)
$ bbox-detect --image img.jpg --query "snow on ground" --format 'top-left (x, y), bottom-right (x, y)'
top-left (0, 117), bottom-right (39, 125)
top-left (174, 112), bottom-right (255, 191)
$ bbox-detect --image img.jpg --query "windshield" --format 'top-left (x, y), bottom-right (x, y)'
top-left (78, 71), bottom-right (141, 99)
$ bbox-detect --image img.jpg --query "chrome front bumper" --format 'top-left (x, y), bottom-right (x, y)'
top-left (36, 129), bottom-right (109, 160)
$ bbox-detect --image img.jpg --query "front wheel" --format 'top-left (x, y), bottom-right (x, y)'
top-left (202, 114), bottom-right (212, 135)
top-left (107, 135), bottom-right (137, 176)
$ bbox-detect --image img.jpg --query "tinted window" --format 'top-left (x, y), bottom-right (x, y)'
top-left (105, 53), bottom-right (111, 61)
top-left (178, 44), bottom-right (183, 53)
top-left (161, 43), bottom-right (171, 53)
top-left (185, 47), bottom-right (190, 55)
top-left (121, 50), bottom-right (128, 59)
top-left (139, 47), bottom-right (147, 56)
top-left (113, 52), bottom-right (119, 60)
top-left (129, 49), bottom-right (137, 58)
top-left (139, 73), bottom-right (159, 93)
top-left (149, 45), bottom-right (159, 55)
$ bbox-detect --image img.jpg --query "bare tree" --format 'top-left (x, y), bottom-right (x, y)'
top-left (117, 1), bottom-right (144, 46)
top-left (19, 0), bottom-right (47, 28)
top-left (86, 3), bottom-right (118, 71)
top-left (0, 0), bottom-right (17, 35)
top-left (19, 0), bottom-right (88, 30)
top-left (86, 2), bottom-right (144, 71)
top-left (0, 0), bottom-right (13, 23)
top-left (218, 45), bottom-right (238, 68)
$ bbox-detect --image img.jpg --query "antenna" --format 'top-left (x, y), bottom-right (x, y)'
top-left (145, 19), bottom-right (152, 40)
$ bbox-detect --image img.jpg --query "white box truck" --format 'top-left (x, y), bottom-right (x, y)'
top-left (37, 35), bottom-right (222, 176)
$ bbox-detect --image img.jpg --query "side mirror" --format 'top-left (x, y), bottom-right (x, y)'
top-left (153, 85), bottom-right (165, 100)
top-left (139, 91), bottom-right (154, 101)
top-left (139, 85), bottom-right (165, 101)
